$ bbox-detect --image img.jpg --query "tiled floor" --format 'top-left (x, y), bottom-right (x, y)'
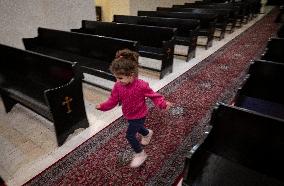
top-left (0, 7), bottom-right (272, 186)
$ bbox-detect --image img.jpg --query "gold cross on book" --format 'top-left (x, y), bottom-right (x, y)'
top-left (62, 96), bottom-right (73, 113)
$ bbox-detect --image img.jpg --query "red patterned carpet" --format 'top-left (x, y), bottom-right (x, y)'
top-left (24, 8), bottom-right (279, 186)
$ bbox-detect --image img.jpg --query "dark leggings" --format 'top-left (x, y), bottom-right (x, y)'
top-left (126, 118), bottom-right (149, 153)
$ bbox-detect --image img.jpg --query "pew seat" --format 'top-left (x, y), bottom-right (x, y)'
top-left (261, 37), bottom-right (284, 63)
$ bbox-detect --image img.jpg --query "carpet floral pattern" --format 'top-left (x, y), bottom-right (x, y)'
top-left (25, 9), bottom-right (279, 186)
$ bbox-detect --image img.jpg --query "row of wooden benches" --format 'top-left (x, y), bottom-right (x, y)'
top-left (112, 2), bottom-right (261, 65)
top-left (21, 1), bottom-right (261, 85)
top-left (162, 0), bottom-right (261, 37)
top-left (0, 21), bottom-right (188, 146)
top-left (182, 31), bottom-right (284, 185)
top-left (114, 1), bottom-right (261, 61)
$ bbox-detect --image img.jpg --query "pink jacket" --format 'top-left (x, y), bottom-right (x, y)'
top-left (98, 78), bottom-right (167, 120)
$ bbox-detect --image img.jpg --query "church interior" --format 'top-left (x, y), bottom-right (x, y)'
top-left (1, 0), bottom-right (284, 185)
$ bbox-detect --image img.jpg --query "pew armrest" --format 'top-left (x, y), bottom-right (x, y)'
top-left (45, 77), bottom-right (89, 146)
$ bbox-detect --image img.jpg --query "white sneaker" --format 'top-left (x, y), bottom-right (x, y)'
top-left (141, 129), bottom-right (153, 145)
top-left (130, 150), bottom-right (148, 168)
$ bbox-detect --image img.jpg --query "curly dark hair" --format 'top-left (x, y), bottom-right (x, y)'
top-left (110, 49), bottom-right (139, 76)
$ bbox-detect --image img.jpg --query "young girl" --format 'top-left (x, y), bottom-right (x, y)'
top-left (96, 49), bottom-right (171, 168)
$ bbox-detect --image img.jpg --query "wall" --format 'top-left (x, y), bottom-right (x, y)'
top-left (96, 0), bottom-right (110, 22)
top-left (0, 0), bottom-right (96, 49)
top-left (96, 0), bottom-right (130, 22)
top-left (129, 0), bottom-right (195, 16)
top-left (95, 0), bottom-right (194, 22)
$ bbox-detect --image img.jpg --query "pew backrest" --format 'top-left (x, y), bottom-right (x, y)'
top-left (113, 14), bottom-right (144, 24)
top-left (79, 20), bottom-right (175, 48)
top-left (113, 15), bottom-right (200, 38)
top-left (173, 4), bottom-right (239, 21)
top-left (236, 60), bottom-right (284, 105)
top-left (137, 11), bottom-right (217, 30)
top-left (157, 7), bottom-right (230, 24)
top-left (261, 37), bottom-right (284, 63)
top-left (113, 14), bottom-right (200, 61)
top-left (0, 43), bottom-right (77, 96)
top-left (277, 23), bottom-right (284, 38)
top-left (193, 1), bottom-right (257, 16)
top-left (23, 27), bottom-right (138, 82)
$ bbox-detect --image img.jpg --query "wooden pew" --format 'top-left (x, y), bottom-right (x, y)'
top-left (113, 15), bottom-right (200, 61)
top-left (71, 21), bottom-right (176, 79)
top-left (23, 27), bottom-right (138, 90)
top-left (157, 7), bottom-right (230, 40)
top-left (275, 5), bottom-right (284, 23)
top-left (0, 43), bottom-right (89, 146)
top-left (248, 0), bottom-right (262, 15)
top-left (137, 11), bottom-right (217, 49)
top-left (266, 0), bottom-right (284, 5)
top-left (277, 24), bottom-right (284, 38)
top-left (173, 3), bottom-right (240, 31)
top-left (183, 103), bottom-right (284, 185)
top-left (186, 1), bottom-right (252, 25)
top-left (261, 37), bottom-right (284, 63)
top-left (209, 0), bottom-right (261, 12)
top-left (197, 0), bottom-right (262, 21)
top-left (233, 60), bottom-right (284, 120)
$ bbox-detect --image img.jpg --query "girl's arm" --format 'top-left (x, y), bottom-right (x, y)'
top-left (96, 85), bottom-right (119, 111)
top-left (143, 82), bottom-right (168, 109)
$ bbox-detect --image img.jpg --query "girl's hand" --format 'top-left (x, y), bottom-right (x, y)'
top-left (96, 104), bottom-right (101, 110)
top-left (165, 101), bottom-right (173, 111)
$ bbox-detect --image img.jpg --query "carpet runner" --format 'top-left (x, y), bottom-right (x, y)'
top-left (24, 8), bottom-right (279, 186)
